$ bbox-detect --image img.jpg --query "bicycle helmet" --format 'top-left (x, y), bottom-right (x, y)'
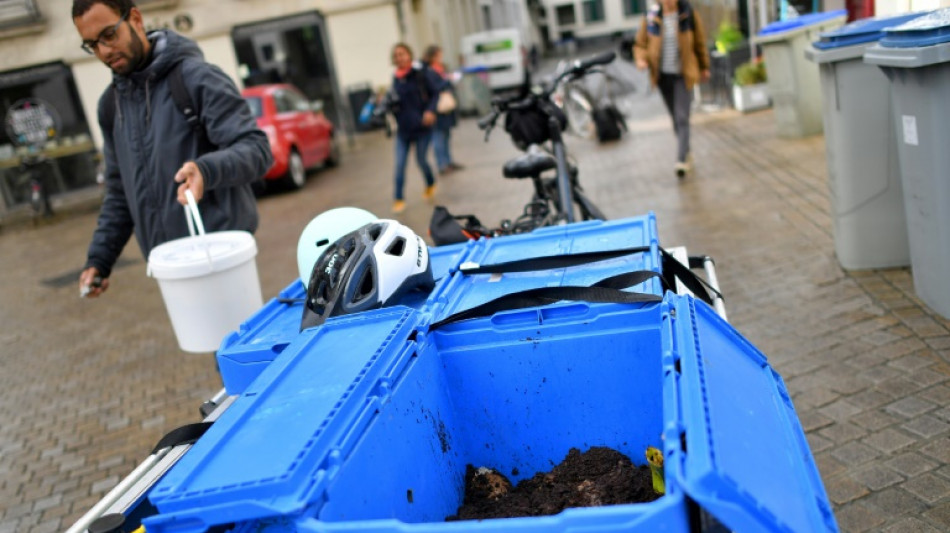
top-left (296, 207), bottom-right (377, 288)
top-left (300, 220), bottom-right (435, 331)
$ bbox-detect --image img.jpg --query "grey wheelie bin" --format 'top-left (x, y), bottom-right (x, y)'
top-left (804, 13), bottom-right (929, 270)
top-left (757, 10), bottom-right (847, 137)
top-left (864, 8), bottom-right (950, 319)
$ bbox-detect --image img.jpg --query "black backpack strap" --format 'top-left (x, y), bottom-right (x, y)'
top-left (100, 83), bottom-right (116, 133)
top-left (150, 421), bottom-right (213, 454)
top-left (168, 61), bottom-right (201, 133)
top-left (429, 270), bottom-right (662, 330)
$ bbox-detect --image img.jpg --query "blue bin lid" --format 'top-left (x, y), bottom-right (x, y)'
top-left (813, 12), bottom-right (930, 49)
top-left (667, 296), bottom-right (838, 532)
top-left (145, 307), bottom-right (423, 530)
top-left (759, 10), bottom-right (847, 36)
top-left (881, 7), bottom-right (950, 47)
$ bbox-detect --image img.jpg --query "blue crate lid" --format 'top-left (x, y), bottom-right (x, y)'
top-left (759, 10), bottom-right (847, 36)
top-left (432, 215), bottom-right (662, 321)
top-left (881, 7), bottom-right (950, 47)
top-left (813, 12), bottom-right (930, 49)
top-left (145, 307), bottom-right (423, 532)
top-left (664, 295), bottom-right (838, 532)
top-left (215, 242), bottom-right (472, 394)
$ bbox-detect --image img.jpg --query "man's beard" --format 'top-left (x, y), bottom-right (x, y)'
top-left (110, 29), bottom-right (147, 76)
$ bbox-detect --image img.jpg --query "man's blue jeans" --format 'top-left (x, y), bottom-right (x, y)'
top-left (394, 131), bottom-right (435, 201)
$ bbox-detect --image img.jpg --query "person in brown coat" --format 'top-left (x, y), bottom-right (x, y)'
top-left (634, 0), bottom-right (710, 178)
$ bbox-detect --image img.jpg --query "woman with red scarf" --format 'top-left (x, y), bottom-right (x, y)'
top-left (388, 42), bottom-right (443, 213)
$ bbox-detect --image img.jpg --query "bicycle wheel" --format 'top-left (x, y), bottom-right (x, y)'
top-left (574, 187), bottom-right (606, 221)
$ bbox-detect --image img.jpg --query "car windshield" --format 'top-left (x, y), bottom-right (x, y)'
top-left (244, 97), bottom-right (263, 118)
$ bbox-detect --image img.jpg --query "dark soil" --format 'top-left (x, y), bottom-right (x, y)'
top-left (446, 446), bottom-right (661, 521)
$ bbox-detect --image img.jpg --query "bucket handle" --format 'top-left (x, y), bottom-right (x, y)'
top-left (184, 189), bottom-right (214, 269)
top-left (184, 189), bottom-right (207, 237)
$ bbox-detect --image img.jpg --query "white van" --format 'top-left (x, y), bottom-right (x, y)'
top-left (460, 28), bottom-right (525, 93)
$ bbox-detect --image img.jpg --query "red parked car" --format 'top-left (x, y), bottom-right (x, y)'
top-left (242, 84), bottom-right (339, 191)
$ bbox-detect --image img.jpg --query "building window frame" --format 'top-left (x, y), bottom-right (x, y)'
top-left (555, 3), bottom-right (577, 27)
top-left (582, 0), bottom-right (606, 23)
top-left (622, 0), bottom-right (645, 17)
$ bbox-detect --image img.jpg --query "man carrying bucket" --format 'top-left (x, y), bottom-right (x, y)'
top-left (73, 0), bottom-right (272, 297)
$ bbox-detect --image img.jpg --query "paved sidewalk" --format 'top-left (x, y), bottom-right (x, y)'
top-left (1, 73), bottom-right (949, 531)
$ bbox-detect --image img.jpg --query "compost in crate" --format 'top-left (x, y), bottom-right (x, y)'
top-left (447, 447), bottom-right (660, 521)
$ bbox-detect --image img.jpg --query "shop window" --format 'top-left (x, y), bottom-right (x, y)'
top-left (582, 0), bottom-right (605, 23)
top-left (0, 62), bottom-right (99, 211)
top-left (233, 12), bottom-right (344, 133)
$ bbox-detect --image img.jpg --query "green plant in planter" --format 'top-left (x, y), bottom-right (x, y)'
top-left (715, 21), bottom-right (744, 54)
top-left (734, 60), bottom-right (767, 86)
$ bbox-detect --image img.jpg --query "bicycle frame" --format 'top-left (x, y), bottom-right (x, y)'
top-left (478, 51), bottom-right (616, 230)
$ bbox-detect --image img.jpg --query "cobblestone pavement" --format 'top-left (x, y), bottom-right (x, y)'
top-left (2, 67), bottom-right (950, 532)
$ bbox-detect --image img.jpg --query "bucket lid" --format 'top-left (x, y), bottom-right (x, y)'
top-left (881, 7), bottom-right (950, 47)
top-left (759, 10), bottom-right (847, 37)
top-left (148, 231), bottom-right (257, 280)
top-left (813, 12), bottom-right (930, 49)
top-left (667, 296), bottom-right (838, 532)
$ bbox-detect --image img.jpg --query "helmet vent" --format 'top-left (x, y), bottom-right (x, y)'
top-left (315, 239), bottom-right (330, 247)
top-left (386, 237), bottom-right (407, 256)
top-left (357, 267), bottom-right (375, 299)
top-left (368, 225), bottom-right (383, 241)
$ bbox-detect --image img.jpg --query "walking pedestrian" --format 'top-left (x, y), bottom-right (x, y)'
top-left (388, 43), bottom-right (442, 214)
top-left (72, 0), bottom-right (272, 297)
top-left (634, 0), bottom-right (710, 178)
top-left (422, 44), bottom-right (464, 176)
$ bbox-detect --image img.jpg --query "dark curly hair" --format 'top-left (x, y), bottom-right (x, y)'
top-left (72, 0), bottom-right (135, 18)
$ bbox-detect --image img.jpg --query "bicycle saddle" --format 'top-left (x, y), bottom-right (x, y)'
top-left (503, 152), bottom-right (557, 179)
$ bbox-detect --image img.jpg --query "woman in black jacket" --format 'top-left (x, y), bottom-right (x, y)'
top-left (388, 43), bottom-right (443, 213)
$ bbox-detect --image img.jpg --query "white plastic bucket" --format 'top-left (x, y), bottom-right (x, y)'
top-left (147, 191), bottom-right (263, 353)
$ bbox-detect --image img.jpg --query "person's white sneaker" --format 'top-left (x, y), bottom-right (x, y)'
top-left (675, 161), bottom-right (688, 178)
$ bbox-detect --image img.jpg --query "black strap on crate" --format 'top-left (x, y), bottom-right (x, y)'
top-left (151, 422), bottom-right (214, 454)
top-left (458, 245), bottom-right (722, 305)
top-left (429, 270), bottom-right (663, 330)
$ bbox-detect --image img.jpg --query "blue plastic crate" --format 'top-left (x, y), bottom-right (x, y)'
top-left (143, 294), bottom-right (837, 533)
top-left (215, 242), bottom-right (472, 394)
top-left (430, 215), bottom-right (662, 322)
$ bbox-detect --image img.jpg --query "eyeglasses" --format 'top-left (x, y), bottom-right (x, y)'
top-left (81, 11), bottom-right (128, 55)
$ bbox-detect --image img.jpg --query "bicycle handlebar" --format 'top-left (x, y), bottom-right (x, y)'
top-left (477, 51), bottom-right (617, 138)
top-left (573, 51), bottom-right (615, 74)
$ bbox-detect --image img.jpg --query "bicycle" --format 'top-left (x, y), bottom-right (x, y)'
top-left (458, 51), bottom-right (614, 238)
top-left (553, 57), bottom-right (631, 142)
top-left (13, 152), bottom-right (54, 220)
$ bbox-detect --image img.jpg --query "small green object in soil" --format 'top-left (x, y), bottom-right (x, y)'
top-left (446, 446), bottom-right (661, 521)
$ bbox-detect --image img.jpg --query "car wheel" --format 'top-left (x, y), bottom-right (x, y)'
top-left (282, 149), bottom-right (306, 190)
top-left (324, 135), bottom-right (341, 168)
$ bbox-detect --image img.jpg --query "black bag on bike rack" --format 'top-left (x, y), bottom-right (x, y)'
top-left (504, 103), bottom-right (568, 150)
top-left (593, 105), bottom-right (623, 142)
top-left (428, 206), bottom-right (488, 246)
